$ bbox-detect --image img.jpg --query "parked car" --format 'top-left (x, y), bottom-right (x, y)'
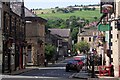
top-left (74, 55), bottom-right (87, 65)
top-left (66, 59), bottom-right (84, 72)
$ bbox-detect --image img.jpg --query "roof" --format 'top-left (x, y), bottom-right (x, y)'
top-left (25, 7), bottom-right (37, 17)
top-left (25, 17), bottom-right (47, 23)
top-left (78, 29), bottom-right (98, 36)
top-left (48, 28), bottom-right (71, 37)
top-left (10, 2), bottom-right (22, 16)
top-left (25, 7), bottom-right (47, 23)
top-left (10, 2), bottom-right (36, 17)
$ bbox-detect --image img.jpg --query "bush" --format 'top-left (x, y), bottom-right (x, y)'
top-left (45, 44), bottom-right (56, 61)
top-left (75, 41), bottom-right (90, 54)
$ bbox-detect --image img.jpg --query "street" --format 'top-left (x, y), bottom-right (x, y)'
top-left (1, 58), bottom-right (83, 80)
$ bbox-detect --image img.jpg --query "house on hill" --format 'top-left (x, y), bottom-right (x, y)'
top-left (67, 5), bottom-right (100, 11)
top-left (77, 28), bottom-right (98, 49)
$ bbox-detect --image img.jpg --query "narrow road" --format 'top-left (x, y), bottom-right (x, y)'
top-left (19, 58), bottom-right (75, 79)
top-left (2, 57), bottom-right (81, 80)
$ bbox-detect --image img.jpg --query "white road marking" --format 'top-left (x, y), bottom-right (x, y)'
top-left (38, 67), bottom-right (65, 70)
top-left (1, 75), bottom-right (60, 79)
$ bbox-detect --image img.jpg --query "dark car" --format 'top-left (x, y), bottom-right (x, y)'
top-left (66, 59), bottom-right (83, 72)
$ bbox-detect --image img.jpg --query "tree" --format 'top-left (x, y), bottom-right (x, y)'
top-left (52, 10), bottom-right (55, 13)
top-left (45, 44), bottom-right (56, 61)
top-left (71, 27), bottom-right (79, 43)
top-left (75, 41), bottom-right (90, 54)
top-left (55, 6), bottom-right (59, 9)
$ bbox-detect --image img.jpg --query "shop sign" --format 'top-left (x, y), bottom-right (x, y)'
top-left (98, 24), bottom-right (110, 31)
top-left (100, 0), bottom-right (114, 13)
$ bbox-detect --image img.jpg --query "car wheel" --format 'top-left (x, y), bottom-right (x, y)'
top-left (76, 67), bottom-right (80, 72)
top-left (66, 67), bottom-right (69, 72)
top-left (77, 69), bottom-right (80, 72)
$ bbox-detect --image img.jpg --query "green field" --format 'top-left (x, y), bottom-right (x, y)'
top-left (37, 9), bottom-right (102, 22)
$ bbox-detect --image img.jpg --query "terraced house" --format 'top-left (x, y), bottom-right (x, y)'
top-left (0, 1), bottom-right (26, 74)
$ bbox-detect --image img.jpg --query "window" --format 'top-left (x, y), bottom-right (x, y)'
top-left (89, 37), bottom-right (91, 42)
top-left (109, 42), bottom-right (112, 46)
top-left (117, 34), bottom-right (119, 39)
top-left (110, 34), bottom-right (113, 38)
top-left (81, 37), bottom-right (84, 41)
top-left (110, 26), bottom-right (112, 30)
top-left (28, 45), bottom-right (32, 49)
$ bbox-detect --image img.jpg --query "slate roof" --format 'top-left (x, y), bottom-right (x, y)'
top-left (10, 2), bottom-right (47, 23)
top-left (48, 28), bottom-right (71, 37)
top-left (25, 7), bottom-right (37, 17)
top-left (25, 7), bottom-right (47, 22)
top-left (78, 29), bottom-right (98, 36)
top-left (10, 2), bottom-right (36, 17)
top-left (10, 2), bottom-right (22, 16)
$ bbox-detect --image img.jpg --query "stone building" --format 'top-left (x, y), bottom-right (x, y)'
top-left (77, 28), bottom-right (98, 47)
top-left (45, 31), bottom-right (63, 60)
top-left (48, 28), bottom-right (72, 56)
top-left (0, 1), bottom-right (26, 74)
top-left (25, 7), bottom-right (47, 66)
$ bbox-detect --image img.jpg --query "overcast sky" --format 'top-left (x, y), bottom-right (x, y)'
top-left (24, 0), bottom-right (100, 9)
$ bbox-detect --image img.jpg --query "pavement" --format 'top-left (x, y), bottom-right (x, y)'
top-left (2, 62), bottom-right (63, 75)
top-left (4, 68), bottom-right (35, 75)
top-left (72, 66), bottom-right (120, 80)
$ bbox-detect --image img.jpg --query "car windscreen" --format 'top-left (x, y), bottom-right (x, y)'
top-left (67, 60), bottom-right (78, 64)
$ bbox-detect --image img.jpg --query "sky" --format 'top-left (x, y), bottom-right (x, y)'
top-left (24, 0), bottom-right (100, 9)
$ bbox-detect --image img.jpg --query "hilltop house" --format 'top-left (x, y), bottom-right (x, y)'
top-left (77, 28), bottom-right (98, 52)
top-left (67, 5), bottom-right (100, 11)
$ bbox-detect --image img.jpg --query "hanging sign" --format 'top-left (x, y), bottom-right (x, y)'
top-left (100, 0), bottom-right (114, 13)
top-left (98, 24), bottom-right (110, 31)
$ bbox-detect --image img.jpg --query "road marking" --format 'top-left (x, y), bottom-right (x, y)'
top-left (1, 75), bottom-right (60, 79)
top-left (69, 73), bottom-right (76, 78)
top-left (38, 67), bottom-right (65, 70)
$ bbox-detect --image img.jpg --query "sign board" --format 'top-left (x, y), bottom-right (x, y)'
top-left (100, 0), bottom-right (114, 13)
top-left (98, 24), bottom-right (110, 31)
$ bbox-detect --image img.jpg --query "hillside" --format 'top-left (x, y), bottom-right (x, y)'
top-left (33, 6), bottom-right (102, 22)
top-left (33, 6), bottom-right (102, 43)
